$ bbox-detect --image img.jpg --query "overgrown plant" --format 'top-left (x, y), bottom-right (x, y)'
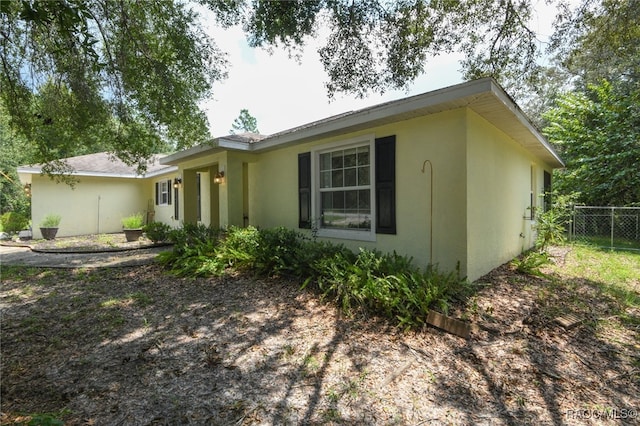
top-left (0, 211), bottom-right (29, 235)
top-left (535, 192), bottom-right (577, 252)
top-left (514, 192), bottom-right (578, 277)
top-left (40, 214), bottom-right (61, 228)
top-left (159, 225), bottom-right (471, 330)
top-left (143, 221), bottom-right (172, 243)
top-left (121, 213), bottom-right (144, 229)
top-left (512, 251), bottom-right (552, 278)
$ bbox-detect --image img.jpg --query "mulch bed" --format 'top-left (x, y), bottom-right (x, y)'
top-left (1, 247), bottom-right (638, 425)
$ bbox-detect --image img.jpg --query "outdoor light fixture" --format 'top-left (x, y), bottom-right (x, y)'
top-left (24, 183), bottom-right (31, 197)
top-left (173, 177), bottom-right (182, 188)
top-left (213, 171), bottom-right (225, 184)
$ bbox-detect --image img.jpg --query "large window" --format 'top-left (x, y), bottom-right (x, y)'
top-left (319, 145), bottom-right (371, 230)
top-left (298, 134), bottom-right (395, 240)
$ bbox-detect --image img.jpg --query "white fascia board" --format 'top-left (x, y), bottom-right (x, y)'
top-left (251, 79), bottom-right (492, 152)
top-left (488, 82), bottom-right (565, 167)
top-left (17, 166), bottom-right (178, 179)
top-left (160, 138), bottom-right (252, 165)
top-left (217, 138), bottom-right (253, 151)
top-left (160, 140), bottom-right (221, 164)
top-left (142, 165), bottom-right (179, 178)
top-left (16, 166), bottom-right (42, 175)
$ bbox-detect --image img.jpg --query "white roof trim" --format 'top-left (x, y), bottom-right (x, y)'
top-left (17, 165), bottom-right (178, 179)
top-left (160, 78), bottom-right (563, 168)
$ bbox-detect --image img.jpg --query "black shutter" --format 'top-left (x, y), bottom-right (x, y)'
top-left (167, 180), bottom-right (172, 205)
top-left (298, 152), bottom-right (311, 229)
top-left (375, 135), bottom-right (396, 234)
top-left (174, 187), bottom-right (179, 220)
top-left (155, 182), bottom-right (159, 206)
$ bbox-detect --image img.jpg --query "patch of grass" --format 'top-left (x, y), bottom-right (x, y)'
top-left (560, 245), bottom-right (640, 308)
top-left (96, 234), bottom-right (118, 247)
top-left (528, 245), bottom-right (640, 333)
top-left (573, 235), bottom-right (640, 251)
top-left (20, 316), bottom-right (45, 334)
top-left (302, 353), bottom-right (321, 377)
top-left (99, 292), bottom-right (153, 309)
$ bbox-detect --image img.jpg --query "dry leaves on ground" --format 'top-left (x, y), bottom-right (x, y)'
top-left (1, 248), bottom-right (638, 425)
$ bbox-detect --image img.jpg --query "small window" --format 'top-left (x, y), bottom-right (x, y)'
top-left (155, 180), bottom-right (172, 206)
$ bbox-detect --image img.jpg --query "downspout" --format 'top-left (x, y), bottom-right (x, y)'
top-left (97, 195), bottom-right (101, 234)
top-left (421, 160), bottom-right (433, 265)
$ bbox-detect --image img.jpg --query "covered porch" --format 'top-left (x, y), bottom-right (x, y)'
top-left (167, 150), bottom-right (255, 229)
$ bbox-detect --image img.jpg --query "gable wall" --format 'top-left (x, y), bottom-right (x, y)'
top-left (465, 109), bottom-right (554, 280)
top-left (249, 108), bottom-right (468, 275)
top-left (30, 175), bottom-right (151, 238)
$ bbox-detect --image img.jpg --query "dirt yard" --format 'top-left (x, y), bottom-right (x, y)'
top-left (1, 246), bottom-right (638, 425)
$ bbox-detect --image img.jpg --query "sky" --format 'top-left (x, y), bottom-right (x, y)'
top-left (197, 1), bottom-right (559, 137)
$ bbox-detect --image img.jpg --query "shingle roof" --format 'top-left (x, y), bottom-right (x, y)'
top-left (18, 152), bottom-right (177, 178)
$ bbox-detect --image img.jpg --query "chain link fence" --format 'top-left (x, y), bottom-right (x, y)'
top-left (570, 206), bottom-right (640, 251)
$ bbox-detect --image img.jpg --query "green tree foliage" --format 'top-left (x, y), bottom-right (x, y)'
top-left (2, 0), bottom-right (634, 178)
top-left (0, 109), bottom-right (31, 216)
top-left (549, 0), bottom-right (639, 90)
top-left (543, 81), bottom-right (640, 206)
top-left (230, 109), bottom-right (259, 134)
top-left (216, 0), bottom-right (546, 99)
top-left (1, 0), bottom-right (226, 173)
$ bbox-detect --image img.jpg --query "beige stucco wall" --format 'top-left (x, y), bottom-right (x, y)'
top-left (465, 109), bottom-right (554, 280)
top-left (249, 109), bottom-right (469, 276)
top-left (30, 175), bottom-right (151, 238)
top-left (167, 106), bottom-right (556, 282)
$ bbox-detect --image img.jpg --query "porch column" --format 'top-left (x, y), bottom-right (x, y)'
top-left (182, 169), bottom-right (198, 224)
top-left (219, 154), bottom-right (245, 227)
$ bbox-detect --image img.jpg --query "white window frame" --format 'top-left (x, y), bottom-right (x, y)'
top-left (158, 180), bottom-right (170, 205)
top-left (311, 134), bottom-right (376, 242)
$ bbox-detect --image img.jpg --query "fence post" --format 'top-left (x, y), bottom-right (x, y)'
top-left (610, 207), bottom-right (615, 249)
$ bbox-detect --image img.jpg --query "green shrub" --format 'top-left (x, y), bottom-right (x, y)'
top-left (512, 250), bottom-right (552, 277)
top-left (121, 213), bottom-right (144, 229)
top-left (158, 223), bottom-right (224, 276)
top-left (0, 211), bottom-right (30, 234)
top-left (143, 221), bottom-right (172, 243)
top-left (40, 214), bottom-right (61, 228)
top-left (535, 192), bottom-right (577, 251)
top-left (309, 248), bottom-right (469, 329)
top-left (158, 225), bottom-right (471, 329)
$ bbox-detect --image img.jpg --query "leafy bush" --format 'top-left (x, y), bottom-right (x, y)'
top-left (157, 223), bottom-right (224, 276)
top-left (512, 250), bottom-right (551, 277)
top-left (40, 214), bottom-right (61, 228)
top-left (535, 192), bottom-right (577, 251)
top-left (308, 248), bottom-right (469, 329)
top-left (0, 211), bottom-right (30, 234)
top-left (143, 221), bottom-right (172, 243)
top-left (121, 213), bottom-right (144, 229)
top-left (159, 225), bottom-right (471, 329)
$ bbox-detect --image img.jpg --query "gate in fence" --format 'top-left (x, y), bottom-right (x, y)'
top-left (570, 206), bottom-right (640, 251)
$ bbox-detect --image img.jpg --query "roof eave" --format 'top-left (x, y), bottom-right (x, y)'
top-left (160, 139), bottom-right (251, 165)
top-left (16, 166), bottom-right (178, 179)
